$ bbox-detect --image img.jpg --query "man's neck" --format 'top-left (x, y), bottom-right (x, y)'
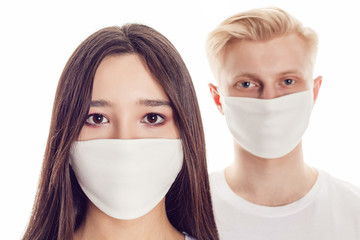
top-left (74, 199), bottom-right (184, 240)
top-left (225, 141), bottom-right (318, 206)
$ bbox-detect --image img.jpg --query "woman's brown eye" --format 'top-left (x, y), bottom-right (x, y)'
top-left (86, 114), bottom-right (109, 125)
top-left (93, 114), bottom-right (104, 124)
top-left (147, 113), bottom-right (158, 123)
top-left (142, 113), bottom-right (165, 125)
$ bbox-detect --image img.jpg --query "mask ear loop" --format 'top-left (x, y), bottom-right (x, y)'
top-left (216, 86), bottom-right (223, 103)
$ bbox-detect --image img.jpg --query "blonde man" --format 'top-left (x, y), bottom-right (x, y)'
top-left (207, 7), bottom-right (360, 239)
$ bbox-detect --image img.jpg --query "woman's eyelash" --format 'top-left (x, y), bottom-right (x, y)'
top-left (85, 113), bottom-right (109, 125)
top-left (141, 113), bottom-right (166, 126)
top-left (84, 112), bottom-right (167, 127)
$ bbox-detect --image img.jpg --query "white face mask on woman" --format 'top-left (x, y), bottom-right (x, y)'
top-left (221, 89), bottom-right (314, 159)
top-left (69, 138), bottom-right (183, 219)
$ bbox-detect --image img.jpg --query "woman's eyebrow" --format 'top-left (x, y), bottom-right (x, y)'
top-left (138, 99), bottom-right (171, 107)
top-left (90, 100), bottom-right (112, 107)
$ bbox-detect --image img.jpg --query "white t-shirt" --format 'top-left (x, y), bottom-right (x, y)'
top-left (184, 233), bottom-right (196, 240)
top-left (210, 169), bottom-right (360, 240)
top-left (185, 235), bottom-right (196, 240)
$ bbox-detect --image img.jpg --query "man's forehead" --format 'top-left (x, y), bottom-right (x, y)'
top-left (219, 35), bottom-right (313, 82)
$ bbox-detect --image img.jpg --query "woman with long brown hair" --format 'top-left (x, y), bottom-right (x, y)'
top-left (22, 24), bottom-right (218, 240)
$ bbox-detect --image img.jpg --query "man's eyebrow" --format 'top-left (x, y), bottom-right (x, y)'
top-left (138, 99), bottom-right (171, 107)
top-left (233, 73), bottom-right (261, 81)
top-left (278, 70), bottom-right (303, 76)
top-left (233, 70), bottom-right (303, 79)
top-left (90, 100), bottom-right (112, 107)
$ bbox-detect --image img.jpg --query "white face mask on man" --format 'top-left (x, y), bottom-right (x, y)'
top-left (221, 89), bottom-right (314, 159)
top-left (69, 138), bottom-right (183, 220)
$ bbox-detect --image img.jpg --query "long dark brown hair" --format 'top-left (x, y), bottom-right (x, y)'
top-left (22, 24), bottom-right (218, 240)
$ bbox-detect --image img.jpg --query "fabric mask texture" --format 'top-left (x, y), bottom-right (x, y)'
top-left (221, 89), bottom-right (314, 159)
top-left (69, 138), bottom-right (183, 220)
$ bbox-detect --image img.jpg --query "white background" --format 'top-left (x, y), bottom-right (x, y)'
top-left (1, 0), bottom-right (359, 238)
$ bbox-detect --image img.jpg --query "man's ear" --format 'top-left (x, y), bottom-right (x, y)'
top-left (313, 76), bottom-right (322, 103)
top-left (209, 83), bottom-right (224, 114)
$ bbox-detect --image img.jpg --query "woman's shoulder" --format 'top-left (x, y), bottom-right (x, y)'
top-left (184, 232), bottom-right (197, 240)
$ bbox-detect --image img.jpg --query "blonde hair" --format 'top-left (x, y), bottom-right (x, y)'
top-left (206, 7), bottom-right (318, 79)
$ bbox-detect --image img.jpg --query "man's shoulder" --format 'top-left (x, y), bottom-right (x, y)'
top-left (320, 170), bottom-right (360, 207)
top-left (209, 169), bottom-right (225, 190)
top-left (322, 170), bottom-right (360, 195)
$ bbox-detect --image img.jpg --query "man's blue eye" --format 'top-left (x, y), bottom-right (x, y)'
top-left (283, 79), bottom-right (295, 85)
top-left (241, 82), bottom-right (252, 88)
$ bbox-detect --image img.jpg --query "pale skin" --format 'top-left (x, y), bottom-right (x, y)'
top-left (209, 33), bottom-right (322, 206)
top-left (75, 54), bottom-right (184, 240)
